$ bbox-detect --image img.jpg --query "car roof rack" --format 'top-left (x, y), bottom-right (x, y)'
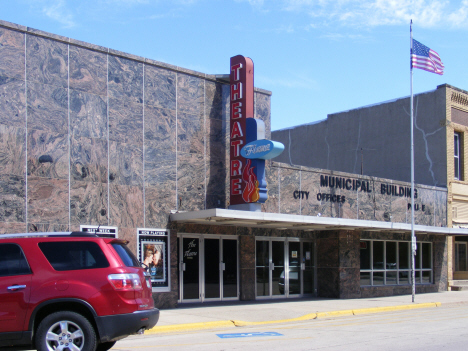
top-left (0, 231), bottom-right (99, 239)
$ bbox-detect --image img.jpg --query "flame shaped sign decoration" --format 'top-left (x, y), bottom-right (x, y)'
top-left (242, 159), bottom-right (260, 203)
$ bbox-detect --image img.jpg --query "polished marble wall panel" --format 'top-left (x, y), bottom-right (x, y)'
top-left (372, 181), bottom-right (392, 221)
top-left (205, 118), bottom-right (227, 208)
top-left (70, 135), bottom-right (107, 183)
top-left (26, 35), bottom-right (68, 88)
top-left (27, 82), bottom-right (68, 134)
top-left (144, 145), bottom-right (176, 187)
top-left (299, 169), bottom-right (324, 216)
top-left (262, 161), bottom-right (279, 213)
top-left (144, 65), bottom-right (176, 110)
top-left (317, 233), bottom-right (339, 268)
top-left (0, 27), bottom-right (25, 80)
top-left (434, 190), bottom-right (447, 227)
top-left (109, 140), bottom-right (143, 186)
top-left (27, 129), bottom-right (67, 179)
top-left (0, 174), bottom-right (25, 223)
top-left (144, 105), bottom-right (176, 150)
top-left (28, 223), bottom-right (69, 232)
top-left (177, 74), bottom-right (204, 116)
top-left (177, 152), bottom-right (205, 211)
top-left (70, 180), bottom-right (108, 225)
top-left (206, 158), bottom-right (227, 207)
top-left (205, 118), bottom-right (225, 161)
top-left (108, 56), bottom-right (143, 104)
top-left (205, 81), bottom-right (223, 120)
top-left (278, 166), bottom-right (301, 214)
top-left (27, 176), bottom-right (68, 224)
top-left (177, 111), bottom-right (204, 154)
top-left (108, 98), bottom-right (143, 145)
top-left (0, 125), bottom-right (25, 177)
top-left (0, 222), bottom-right (27, 234)
top-left (317, 268), bottom-right (339, 298)
top-left (240, 235), bottom-right (256, 300)
top-left (0, 76), bottom-right (26, 128)
top-left (69, 46), bottom-right (107, 96)
top-left (109, 184), bottom-right (143, 228)
top-left (69, 90), bottom-right (107, 139)
top-left (145, 186), bottom-right (176, 228)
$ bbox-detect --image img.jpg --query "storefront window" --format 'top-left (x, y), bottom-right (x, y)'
top-left (360, 240), bottom-right (432, 286)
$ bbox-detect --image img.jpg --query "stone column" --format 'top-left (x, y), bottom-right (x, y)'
top-left (239, 235), bottom-right (256, 300)
top-left (317, 230), bottom-right (360, 298)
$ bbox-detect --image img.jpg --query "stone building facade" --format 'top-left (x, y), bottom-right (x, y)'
top-left (1, 19), bottom-right (466, 308)
top-left (272, 84), bottom-right (468, 286)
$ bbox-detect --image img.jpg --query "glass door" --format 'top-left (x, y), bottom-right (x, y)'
top-left (288, 241), bottom-right (301, 295)
top-left (256, 238), bottom-right (316, 299)
top-left (256, 240), bottom-right (270, 297)
top-left (222, 239), bottom-right (238, 298)
top-left (302, 241), bottom-right (315, 294)
top-left (204, 238), bottom-right (220, 299)
top-left (179, 235), bottom-right (238, 303)
top-left (181, 237), bottom-right (200, 301)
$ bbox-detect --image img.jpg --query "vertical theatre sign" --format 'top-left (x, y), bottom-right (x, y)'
top-left (230, 55), bottom-right (254, 208)
top-left (229, 55), bottom-right (284, 211)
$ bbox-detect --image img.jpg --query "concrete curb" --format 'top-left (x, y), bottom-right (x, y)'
top-left (145, 302), bottom-right (441, 334)
top-left (146, 320), bottom-right (235, 334)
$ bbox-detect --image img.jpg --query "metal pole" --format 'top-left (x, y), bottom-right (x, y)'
top-left (410, 20), bottom-right (416, 303)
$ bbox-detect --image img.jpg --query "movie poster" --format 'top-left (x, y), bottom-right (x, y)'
top-left (137, 228), bottom-right (170, 291)
top-left (140, 241), bottom-right (165, 282)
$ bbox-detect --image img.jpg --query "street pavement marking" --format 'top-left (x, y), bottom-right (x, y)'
top-left (216, 332), bottom-right (283, 338)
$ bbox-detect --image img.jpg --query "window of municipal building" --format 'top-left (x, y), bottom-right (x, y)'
top-left (360, 240), bottom-right (432, 286)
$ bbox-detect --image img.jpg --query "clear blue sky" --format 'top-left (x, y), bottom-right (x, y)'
top-left (2, 0), bottom-right (467, 131)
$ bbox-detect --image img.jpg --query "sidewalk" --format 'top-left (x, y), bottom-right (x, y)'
top-left (147, 290), bottom-right (468, 334)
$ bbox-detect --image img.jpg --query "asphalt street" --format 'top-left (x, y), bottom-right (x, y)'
top-left (114, 303), bottom-right (468, 351)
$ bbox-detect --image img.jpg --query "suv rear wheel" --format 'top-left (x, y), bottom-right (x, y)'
top-left (35, 311), bottom-right (97, 351)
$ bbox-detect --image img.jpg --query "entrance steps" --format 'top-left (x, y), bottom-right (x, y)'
top-left (449, 280), bottom-right (468, 291)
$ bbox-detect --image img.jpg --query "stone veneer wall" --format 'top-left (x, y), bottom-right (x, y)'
top-left (0, 20), bottom-right (271, 307)
top-left (0, 20), bottom-right (273, 231)
top-left (263, 162), bottom-right (447, 227)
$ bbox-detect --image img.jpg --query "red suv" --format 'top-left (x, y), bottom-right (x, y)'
top-left (0, 232), bottom-right (159, 351)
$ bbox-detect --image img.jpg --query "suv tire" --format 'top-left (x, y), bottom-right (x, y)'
top-left (35, 311), bottom-right (97, 351)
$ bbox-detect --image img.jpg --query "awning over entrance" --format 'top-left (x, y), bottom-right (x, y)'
top-left (170, 209), bottom-right (468, 236)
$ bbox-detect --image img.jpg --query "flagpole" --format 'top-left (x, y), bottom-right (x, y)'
top-left (410, 20), bottom-right (416, 303)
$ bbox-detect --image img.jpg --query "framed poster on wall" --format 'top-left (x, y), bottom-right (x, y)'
top-left (137, 228), bottom-right (170, 292)
top-left (80, 225), bottom-right (118, 238)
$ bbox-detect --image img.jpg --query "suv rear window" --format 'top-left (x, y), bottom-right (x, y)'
top-left (0, 243), bottom-right (31, 276)
top-left (39, 242), bottom-right (109, 271)
top-left (111, 242), bottom-right (140, 267)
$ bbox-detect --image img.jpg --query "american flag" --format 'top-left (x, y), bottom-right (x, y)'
top-left (411, 39), bottom-right (444, 75)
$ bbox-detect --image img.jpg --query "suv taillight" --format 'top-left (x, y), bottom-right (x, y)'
top-left (108, 273), bottom-right (142, 290)
top-left (143, 271), bottom-right (152, 289)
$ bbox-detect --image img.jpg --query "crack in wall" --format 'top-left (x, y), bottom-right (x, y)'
top-left (403, 97), bottom-right (444, 186)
